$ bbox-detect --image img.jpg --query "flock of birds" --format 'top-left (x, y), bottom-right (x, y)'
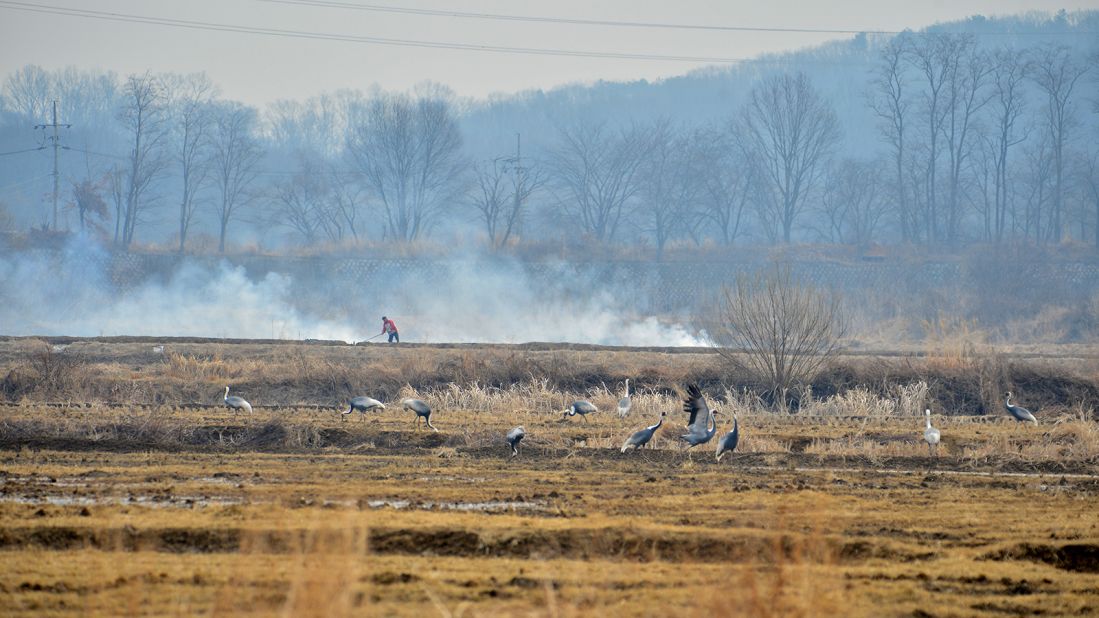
top-left (221, 383), bottom-right (1039, 460)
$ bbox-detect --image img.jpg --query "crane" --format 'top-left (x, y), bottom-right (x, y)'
top-left (563, 400), bottom-right (597, 423)
top-left (401, 398), bottom-right (438, 431)
top-left (617, 379), bottom-right (632, 418)
top-left (1004, 392), bottom-right (1038, 425)
top-left (223, 386), bottom-right (252, 414)
top-left (343, 396), bottom-right (385, 421)
top-left (506, 426), bottom-right (526, 457)
top-left (620, 412), bottom-right (665, 452)
top-left (923, 408), bottom-right (941, 457)
top-left (680, 384), bottom-right (720, 448)
top-left (715, 414), bottom-right (739, 461)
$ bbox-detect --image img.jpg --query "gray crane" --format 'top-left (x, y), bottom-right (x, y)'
top-left (617, 379), bottom-right (632, 418)
top-left (715, 414), bottom-right (739, 462)
top-left (223, 386), bottom-right (253, 414)
top-left (506, 426), bottom-right (526, 457)
top-left (401, 398), bottom-right (438, 431)
top-left (680, 384), bottom-right (720, 448)
top-left (342, 396), bottom-right (385, 421)
top-left (563, 400), bottom-right (597, 423)
top-left (923, 408), bottom-right (941, 457)
top-left (620, 412), bottom-right (665, 452)
top-left (1004, 392), bottom-right (1038, 425)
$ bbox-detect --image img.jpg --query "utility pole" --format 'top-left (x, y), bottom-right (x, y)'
top-left (34, 100), bottom-right (71, 230)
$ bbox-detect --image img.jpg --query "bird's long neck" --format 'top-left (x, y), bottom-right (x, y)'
top-left (707, 412), bottom-right (717, 436)
top-left (224, 387), bottom-right (229, 400)
top-left (1006, 393), bottom-right (1013, 407)
top-left (648, 416), bottom-right (664, 431)
top-left (624, 380), bottom-right (629, 396)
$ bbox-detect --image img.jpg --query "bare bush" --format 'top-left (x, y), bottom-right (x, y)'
top-left (706, 265), bottom-right (847, 406)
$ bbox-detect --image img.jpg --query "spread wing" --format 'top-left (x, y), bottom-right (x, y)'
top-left (683, 384), bottom-right (710, 434)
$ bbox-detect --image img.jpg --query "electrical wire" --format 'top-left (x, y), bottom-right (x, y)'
top-left (256, 0), bottom-right (1098, 36)
top-left (0, 146), bottom-right (46, 157)
top-left (0, 1), bottom-right (773, 64)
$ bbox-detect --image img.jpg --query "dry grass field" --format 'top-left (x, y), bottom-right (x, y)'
top-left (1, 338), bottom-right (1098, 616)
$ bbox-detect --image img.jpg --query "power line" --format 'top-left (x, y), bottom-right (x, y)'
top-left (257, 0), bottom-right (1099, 36)
top-left (0, 1), bottom-right (765, 64)
top-left (0, 146), bottom-right (46, 157)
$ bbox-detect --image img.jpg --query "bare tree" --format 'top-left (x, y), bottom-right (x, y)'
top-left (166, 73), bottom-right (217, 253)
top-left (695, 126), bottom-right (755, 245)
top-left (210, 102), bottom-right (262, 253)
top-left (1029, 44), bottom-right (1091, 243)
top-left (69, 177), bottom-right (108, 231)
top-left (117, 72), bottom-right (170, 247)
top-left (636, 121), bottom-right (700, 260)
top-left (1, 65), bottom-right (52, 121)
top-left (942, 43), bottom-right (994, 243)
top-left (271, 157), bottom-right (333, 245)
top-left (469, 153), bottom-right (546, 249)
top-left (706, 264), bottom-right (847, 404)
top-left (1079, 148), bottom-right (1099, 248)
top-left (739, 72), bottom-right (841, 243)
top-left (986, 48), bottom-right (1031, 242)
top-left (346, 91), bottom-right (466, 242)
top-left (906, 34), bottom-right (969, 241)
top-left (548, 122), bottom-right (651, 242)
top-left (819, 158), bottom-right (887, 247)
top-left (869, 37), bottom-right (915, 242)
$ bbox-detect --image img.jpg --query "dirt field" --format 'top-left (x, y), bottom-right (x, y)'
top-left (1, 339), bottom-right (1098, 616)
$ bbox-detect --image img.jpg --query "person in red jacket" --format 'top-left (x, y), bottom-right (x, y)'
top-left (381, 316), bottom-right (399, 343)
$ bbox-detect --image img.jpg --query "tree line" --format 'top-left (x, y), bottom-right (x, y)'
top-left (0, 33), bottom-right (1097, 254)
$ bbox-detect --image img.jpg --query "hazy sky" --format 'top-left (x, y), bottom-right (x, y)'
top-left (0, 0), bottom-right (1095, 105)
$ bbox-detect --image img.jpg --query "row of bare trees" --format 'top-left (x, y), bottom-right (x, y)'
top-left (871, 36), bottom-right (1096, 246)
top-left (1, 36), bottom-right (1096, 251)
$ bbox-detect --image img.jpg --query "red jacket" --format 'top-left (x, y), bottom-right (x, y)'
top-left (381, 318), bottom-right (398, 334)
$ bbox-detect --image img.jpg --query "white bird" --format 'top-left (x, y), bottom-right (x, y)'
top-left (923, 409), bottom-right (941, 457)
top-left (506, 426), bottom-right (526, 457)
top-left (715, 414), bottom-right (739, 462)
top-left (343, 396), bottom-right (385, 421)
top-left (563, 400), bottom-right (597, 423)
top-left (223, 386), bottom-right (252, 414)
top-left (401, 398), bottom-right (437, 431)
top-left (621, 412), bottom-right (664, 452)
top-left (1004, 392), bottom-right (1038, 425)
top-left (617, 379), bottom-right (632, 418)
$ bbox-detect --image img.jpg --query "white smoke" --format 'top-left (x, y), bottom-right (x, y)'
top-left (0, 238), bottom-right (704, 346)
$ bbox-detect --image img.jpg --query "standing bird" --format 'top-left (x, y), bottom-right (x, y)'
top-left (506, 426), bottom-right (526, 457)
top-left (680, 384), bottom-right (720, 448)
top-left (223, 386), bottom-right (252, 415)
top-left (342, 396), bottom-right (385, 421)
top-left (923, 409), bottom-right (941, 457)
top-left (562, 400), bottom-right (597, 423)
top-left (715, 414), bottom-right (740, 462)
top-left (1004, 392), bottom-right (1038, 425)
top-left (617, 379), bottom-right (632, 418)
top-left (621, 412), bottom-right (665, 452)
top-left (401, 398), bottom-right (438, 431)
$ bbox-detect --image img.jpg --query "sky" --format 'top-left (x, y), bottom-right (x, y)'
top-left (0, 0), bottom-right (1096, 105)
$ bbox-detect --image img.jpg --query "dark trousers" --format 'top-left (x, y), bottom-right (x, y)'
top-left (388, 331), bottom-right (399, 343)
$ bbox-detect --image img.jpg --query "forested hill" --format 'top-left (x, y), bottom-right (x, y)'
top-left (460, 10), bottom-right (1099, 160)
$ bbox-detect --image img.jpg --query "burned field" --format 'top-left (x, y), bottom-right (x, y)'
top-left (1, 338), bottom-right (1099, 616)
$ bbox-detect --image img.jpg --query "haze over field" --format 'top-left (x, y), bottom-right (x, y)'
top-left (0, 3), bottom-right (1097, 343)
